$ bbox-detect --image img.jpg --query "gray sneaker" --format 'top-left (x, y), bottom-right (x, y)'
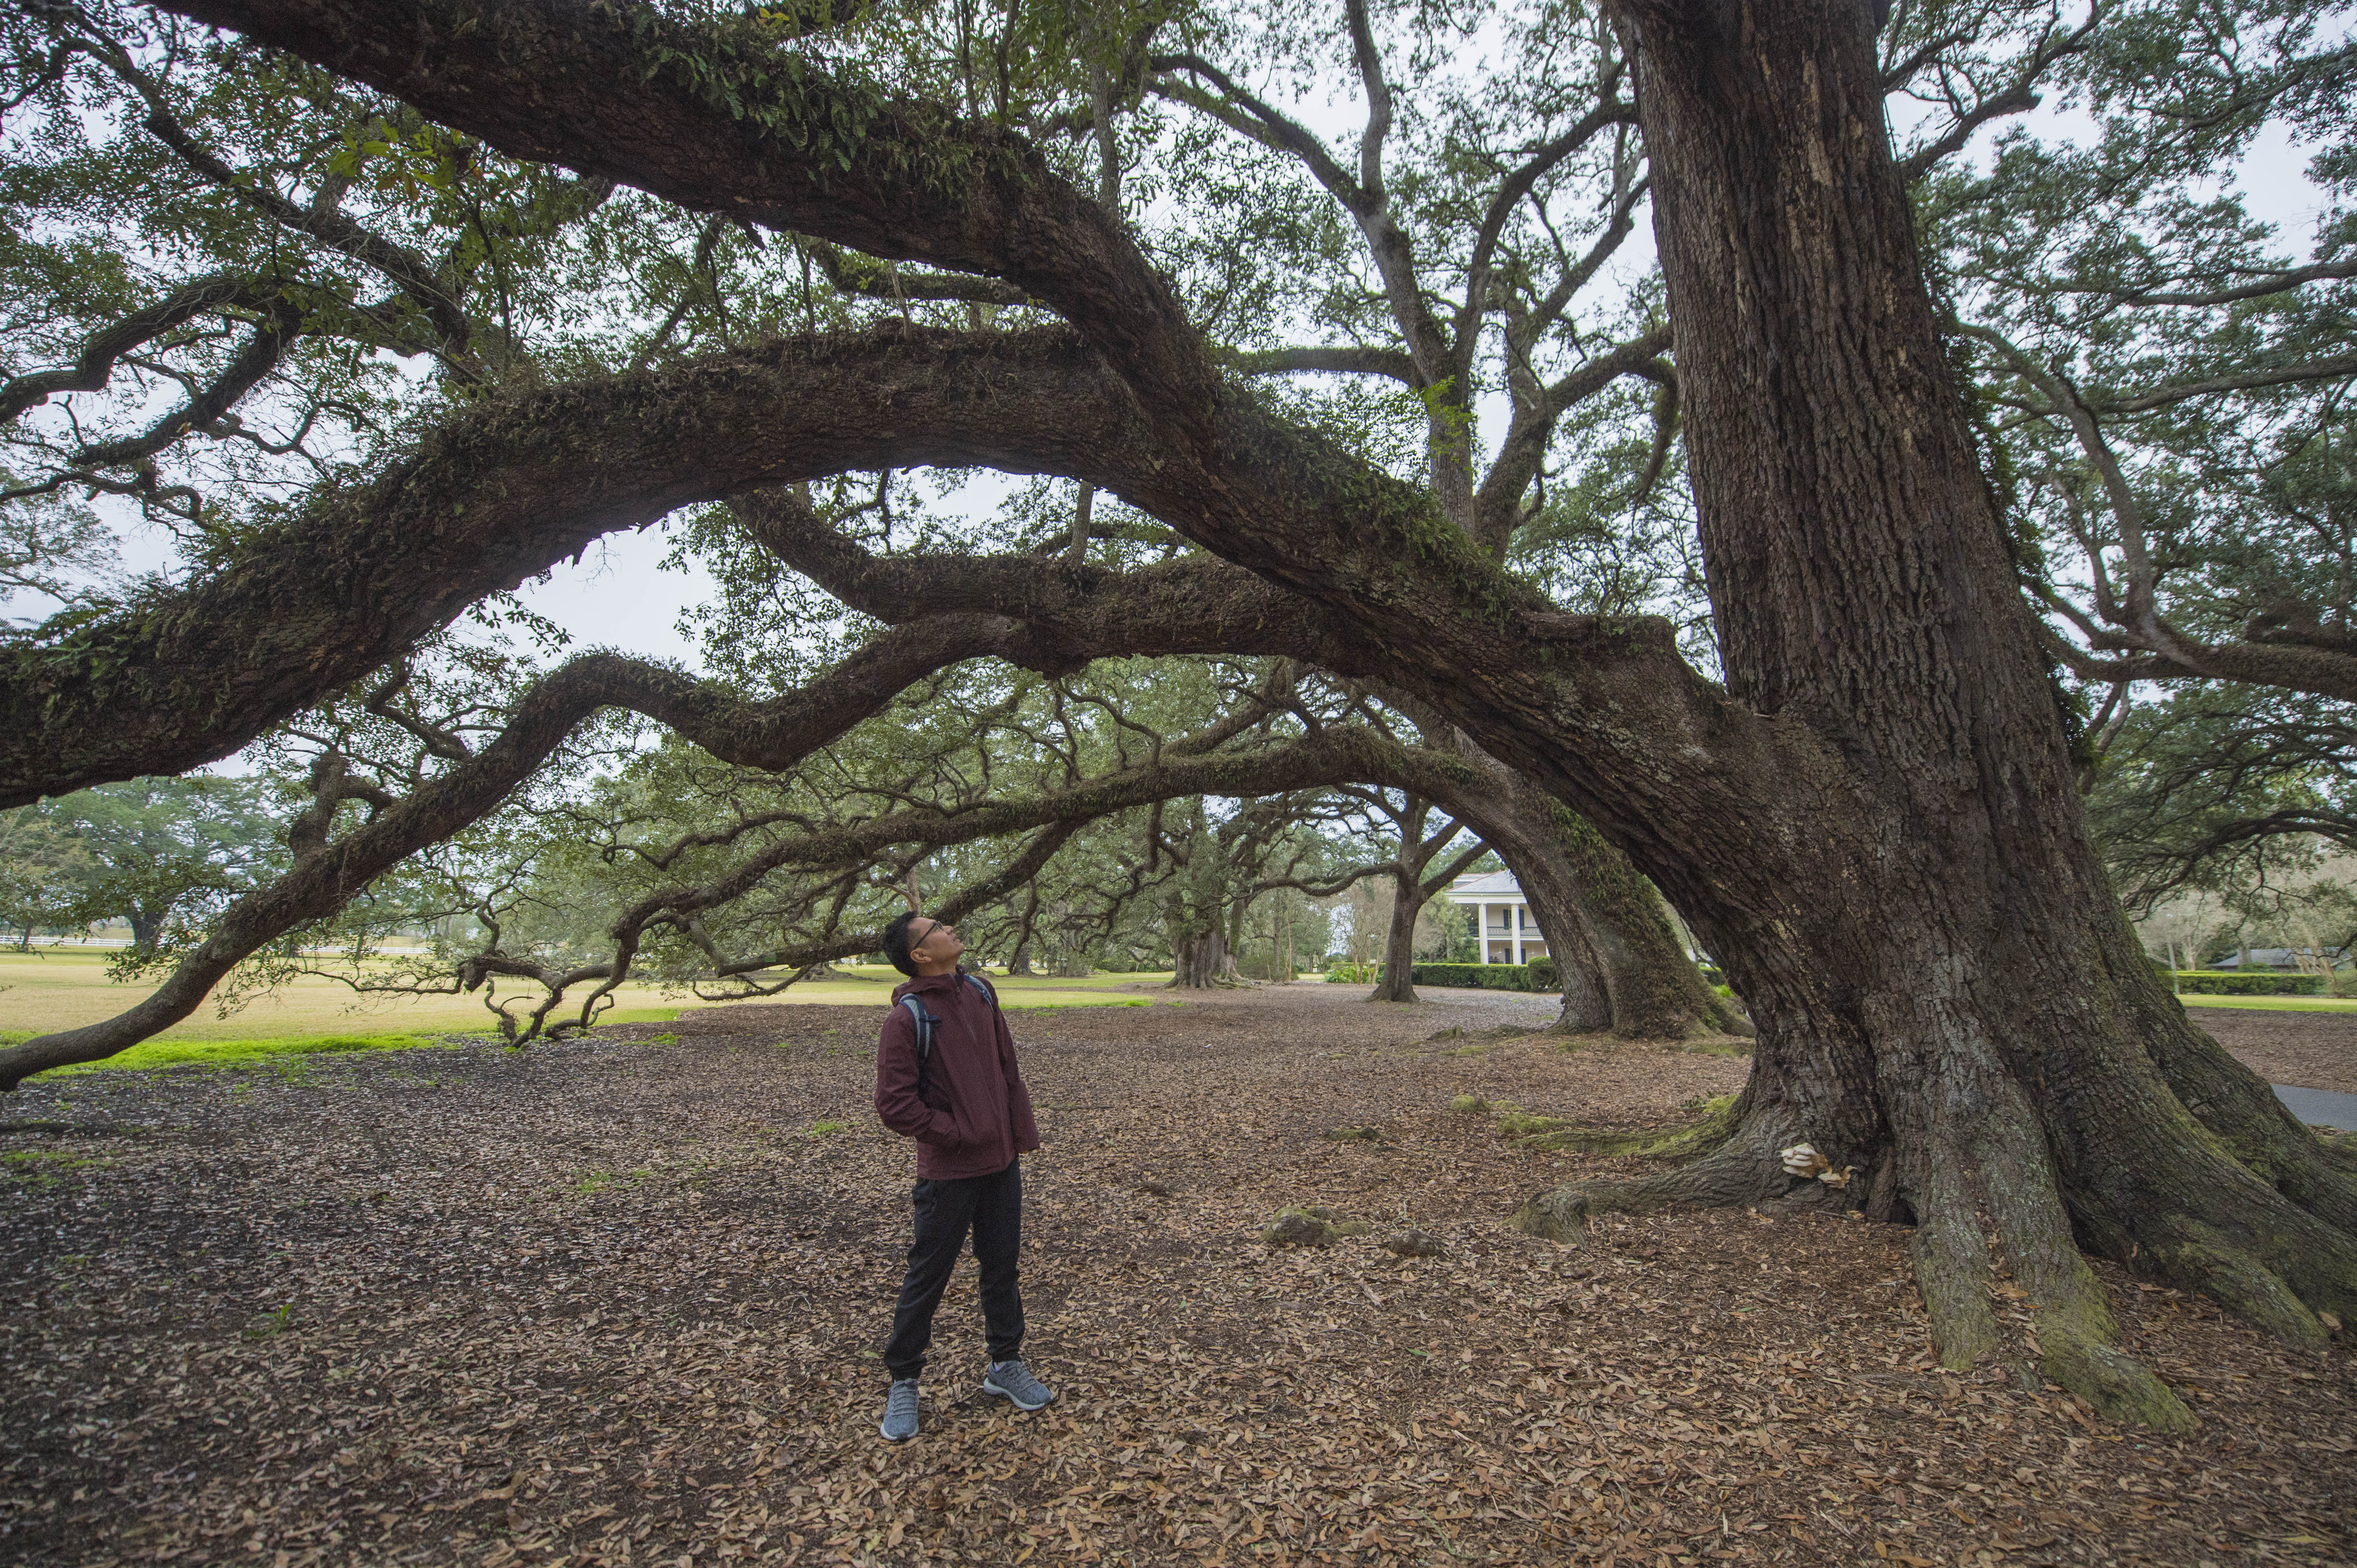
top-left (982, 1358), bottom-right (1055, 1412)
top-left (879, 1377), bottom-right (920, 1442)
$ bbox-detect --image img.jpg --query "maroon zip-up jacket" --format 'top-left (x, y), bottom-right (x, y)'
top-left (873, 969), bottom-right (1041, 1180)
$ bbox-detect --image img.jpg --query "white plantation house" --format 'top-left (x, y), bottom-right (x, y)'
top-left (1442, 871), bottom-right (1549, 965)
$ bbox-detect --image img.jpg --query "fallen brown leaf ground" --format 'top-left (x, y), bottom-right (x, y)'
top-left (2, 984), bottom-right (2351, 1567)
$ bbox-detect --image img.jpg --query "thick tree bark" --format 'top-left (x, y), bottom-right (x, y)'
top-left (1367, 874), bottom-right (1426, 1004)
top-left (1363, 691), bottom-right (1731, 1036)
top-left (126, 909), bottom-right (164, 959)
top-left (1552, 811), bottom-right (1748, 1039)
top-left (1004, 886), bottom-right (1039, 977)
top-left (1512, 0), bottom-right (2357, 1430)
top-left (1438, 758), bottom-right (1741, 1038)
top-left (1170, 930), bottom-right (1235, 988)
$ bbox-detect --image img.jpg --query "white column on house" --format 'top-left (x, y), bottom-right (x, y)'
top-left (1512, 904), bottom-right (1525, 965)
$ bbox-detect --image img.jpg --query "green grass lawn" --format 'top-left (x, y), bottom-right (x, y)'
top-left (2176, 992), bottom-right (2357, 1013)
top-left (0, 946), bottom-right (1175, 1076)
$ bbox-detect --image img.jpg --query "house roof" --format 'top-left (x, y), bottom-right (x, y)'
top-left (2214, 947), bottom-right (2320, 969)
top-left (1443, 871), bottom-right (1524, 901)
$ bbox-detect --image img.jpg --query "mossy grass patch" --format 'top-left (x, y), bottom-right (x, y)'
top-left (26, 1030), bottom-right (484, 1079)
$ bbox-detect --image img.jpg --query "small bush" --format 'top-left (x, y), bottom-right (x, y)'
top-left (1525, 954), bottom-right (1560, 990)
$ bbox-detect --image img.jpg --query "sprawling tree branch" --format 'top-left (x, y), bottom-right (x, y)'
top-left (0, 681), bottom-right (1529, 1082)
top-left (0, 326), bottom-right (1164, 803)
top-left (68, 295), bottom-right (306, 469)
top-left (0, 273), bottom-right (278, 424)
top-left (138, 4), bottom-right (1740, 768)
top-left (1961, 320), bottom-right (2357, 703)
top-left (723, 488), bottom-right (1337, 668)
top-left (164, 0), bottom-right (1222, 437)
top-left (1226, 345), bottom-right (1420, 383)
top-left (128, 0), bottom-right (1782, 999)
top-left (2058, 259), bottom-right (2357, 309)
top-left (1891, 5), bottom-right (2104, 183)
top-left (1475, 329), bottom-right (1674, 554)
top-left (805, 239), bottom-right (1028, 308)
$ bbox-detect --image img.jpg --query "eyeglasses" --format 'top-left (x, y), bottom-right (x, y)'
top-left (911, 919), bottom-right (957, 946)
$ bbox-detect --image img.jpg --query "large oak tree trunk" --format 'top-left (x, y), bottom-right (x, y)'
top-left (1374, 691), bottom-right (1731, 1035)
top-left (1456, 767), bottom-right (1745, 1039)
top-left (1170, 929), bottom-right (1235, 988)
top-left (1514, 0), bottom-right (2357, 1429)
top-left (1367, 872), bottom-right (1425, 1004)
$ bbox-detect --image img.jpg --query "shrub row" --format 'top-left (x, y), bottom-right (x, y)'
top-left (2167, 971), bottom-right (2326, 995)
top-left (1401, 963), bottom-right (1534, 991)
top-left (1336, 963), bottom-right (2331, 996)
top-left (1327, 961), bottom-right (1560, 992)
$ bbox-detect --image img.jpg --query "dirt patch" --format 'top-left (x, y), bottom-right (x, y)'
top-left (2194, 1006), bottom-right (2357, 1094)
top-left (0, 983), bottom-right (2349, 1566)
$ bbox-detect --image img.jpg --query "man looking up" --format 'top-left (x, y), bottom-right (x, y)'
top-left (871, 911), bottom-right (1053, 1443)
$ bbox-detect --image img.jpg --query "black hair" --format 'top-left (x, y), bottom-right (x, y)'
top-left (882, 911), bottom-right (922, 977)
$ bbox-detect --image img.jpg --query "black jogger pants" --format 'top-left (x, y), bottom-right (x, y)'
top-left (881, 1157), bottom-right (1024, 1379)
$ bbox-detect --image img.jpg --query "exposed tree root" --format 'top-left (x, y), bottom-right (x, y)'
top-left (1967, 1090), bottom-right (2199, 1431)
top-left (1509, 1099), bottom-right (1860, 1245)
top-left (2141, 1217), bottom-right (2332, 1347)
top-left (1506, 1089), bottom-right (2340, 1433)
top-left (1497, 1093), bottom-right (1740, 1159)
top-left (1908, 1151), bottom-right (2002, 1374)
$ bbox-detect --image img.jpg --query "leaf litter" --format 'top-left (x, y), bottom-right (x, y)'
top-left (0, 985), bottom-right (2350, 1566)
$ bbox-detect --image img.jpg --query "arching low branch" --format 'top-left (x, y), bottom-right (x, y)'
top-left (0, 618), bottom-right (1012, 1087)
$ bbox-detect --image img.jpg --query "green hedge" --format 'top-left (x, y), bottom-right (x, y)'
top-left (1324, 961), bottom-right (1574, 991)
top-left (1346, 962), bottom-right (2332, 995)
top-left (2169, 971), bottom-right (2326, 995)
top-left (1329, 961), bottom-right (1542, 989)
top-left (1387, 962), bottom-right (1544, 991)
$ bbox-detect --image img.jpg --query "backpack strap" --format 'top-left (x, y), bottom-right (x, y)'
top-left (962, 971), bottom-right (999, 1012)
top-left (898, 994), bottom-right (938, 1098)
